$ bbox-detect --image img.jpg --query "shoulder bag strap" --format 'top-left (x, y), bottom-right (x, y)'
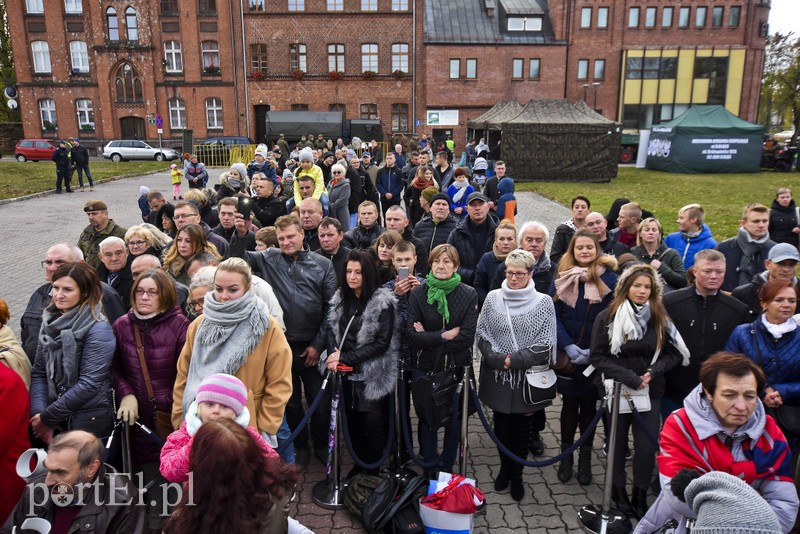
top-left (750, 321), bottom-right (762, 367)
top-left (338, 314), bottom-right (357, 350)
top-left (132, 323), bottom-right (157, 406)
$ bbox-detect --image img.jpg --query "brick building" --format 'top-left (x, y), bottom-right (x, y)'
top-left (8, 0), bottom-right (769, 149)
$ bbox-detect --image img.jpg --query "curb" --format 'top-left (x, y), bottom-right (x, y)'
top-left (0, 167), bottom-right (169, 207)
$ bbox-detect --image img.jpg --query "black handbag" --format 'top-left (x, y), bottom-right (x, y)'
top-left (410, 362), bottom-right (459, 430)
top-left (68, 406), bottom-right (115, 439)
top-left (362, 476), bottom-right (401, 531)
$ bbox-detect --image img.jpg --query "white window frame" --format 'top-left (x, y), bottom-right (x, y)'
top-left (391, 43), bottom-right (409, 73)
top-left (76, 99), bottom-right (94, 128)
top-left (26, 0), bottom-right (44, 14)
top-left (202, 41), bottom-right (220, 69)
top-left (69, 41), bottom-right (89, 73)
top-left (326, 0), bottom-right (342, 10)
top-left (169, 98), bottom-right (187, 129)
top-left (107, 7), bottom-right (119, 41)
top-left (391, 0), bottom-right (408, 10)
top-left (64, 0), bottom-right (82, 14)
top-left (32, 41), bottom-right (51, 73)
top-left (361, 43), bottom-right (378, 73)
top-left (508, 17), bottom-right (542, 31)
top-left (39, 99), bottom-right (57, 129)
top-left (361, 0), bottom-right (377, 11)
top-left (288, 0), bottom-right (304, 10)
top-left (164, 41), bottom-right (183, 72)
top-left (205, 98), bottom-right (223, 130)
top-left (125, 7), bottom-right (138, 41)
top-left (290, 43), bottom-right (307, 72)
top-left (328, 44), bottom-right (345, 72)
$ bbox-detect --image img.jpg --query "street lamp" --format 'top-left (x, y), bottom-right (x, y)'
top-left (592, 82), bottom-right (601, 111)
top-left (582, 84), bottom-right (590, 102)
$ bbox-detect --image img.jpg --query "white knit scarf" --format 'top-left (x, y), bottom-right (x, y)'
top-left (451, 179), bottom-right (470, 203)
top-left (761, 314), bottom-right (797, 339)
top-left (608, 300), bottom-right (691, 366)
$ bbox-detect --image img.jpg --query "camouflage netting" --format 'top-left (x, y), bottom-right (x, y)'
top-left (501, 99), bottom-right (621, 183)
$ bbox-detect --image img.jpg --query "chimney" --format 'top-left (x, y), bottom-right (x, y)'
top-left (485, 0), bottom-right (496, 17)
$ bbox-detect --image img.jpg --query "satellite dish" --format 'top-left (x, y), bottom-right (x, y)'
top-left (4, 87), bottom-right (17, 99)
top-left (7, 99), bottom-right (18, 110)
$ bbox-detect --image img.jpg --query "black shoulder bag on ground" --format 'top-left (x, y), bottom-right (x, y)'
top-left (751, 322), bottom-right (800, 436)
top-left (410, 319), bottom-right (460, 429)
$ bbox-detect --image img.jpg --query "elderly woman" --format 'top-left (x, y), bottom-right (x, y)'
top-left (549, 196), bottom-right (590, 265)
top-left (589, 263), bottom-right (688, 518)
top-left (30, 263), bottom-right (115, 442)
top-left (126, 223), bottom-right (172, 259)
top-left (407, 244), bottom-right (478, 474)
top-left (113, 268), bottom-right (189, 531)
top-left (172, 258), bottom-right (292, 447)
top-left (474, 220), bottom-right (517, 305)
top-left (327, 163), bottom-right (351, 232)
top-left (477, 250), bottom-right (556, 501)
top-left (187, 265), bottom-right (215, 321)
top-left (725, 279), bottom-right (800, 451)
top-left (629, 217), bottom-right (687, 292)
top-left (634, 353), bottom-right (799, 533)
top-left (162, 224), bottom-right (221, 286)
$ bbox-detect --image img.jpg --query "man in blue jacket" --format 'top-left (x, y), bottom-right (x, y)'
top-left (663, 203), bottom-right (717, 270)
top-left (376, 152), bottom-right (404, 222)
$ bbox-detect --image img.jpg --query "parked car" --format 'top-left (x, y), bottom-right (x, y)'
top-left (193, 136), bottom-right (254, 166)
top-left (14, 139), bottom-right (58, 162)
top-left (774, 130), bottom-right (796, 143)
top-left (102, 140), bottom-right (179, 162)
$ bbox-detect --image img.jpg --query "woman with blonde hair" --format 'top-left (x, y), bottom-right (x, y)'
top-left (629, 217), bottom-right (687, 292)
top-left (162, 224), bottom-right (220, 285)
top-left (551, 229), bottom-right (617, 485)
top-left (0, 297), bottom-right (31, 388)
top-left (125, 223), bottom-right (172, 259)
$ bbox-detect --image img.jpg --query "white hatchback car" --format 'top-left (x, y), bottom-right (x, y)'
top-left (102, 140), bottom-right (179, 162)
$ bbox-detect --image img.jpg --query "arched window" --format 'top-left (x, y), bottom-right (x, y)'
top-left (114, 63), bottom-right (143, 102)
top-left (106, 7), bottom-right (119, 41)
top-left (125, 7), bottom-right (138, 41)
top-left (168, 98), bottom-right (186, 129)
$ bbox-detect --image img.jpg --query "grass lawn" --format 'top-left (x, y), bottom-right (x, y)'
top-left (0, 161), bottom-right (169, 200)
top-left (517, 167), bottom-right (800, 241)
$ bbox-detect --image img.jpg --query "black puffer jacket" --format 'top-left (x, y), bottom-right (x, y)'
top-left (413, 214), bottom-right (458, 255)
top-left (769, 199), bottom-right (800, 248)
top-left (446, 216), bottom-right (498, 286)
top-left (343, 223), bottom-right (385, 250)
top-left (406, 282), bottom-right (478, 371)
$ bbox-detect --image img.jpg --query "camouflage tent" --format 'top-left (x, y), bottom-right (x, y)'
top-left (467, 99), bottom-right (523, 148)
top-left (502, 99), bottom-right (621, 183)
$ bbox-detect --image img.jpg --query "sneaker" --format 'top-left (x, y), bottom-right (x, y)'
top-left (66, 189), bottom-right (74, 193)
top-left (90, 186), bottom-right (94, 191)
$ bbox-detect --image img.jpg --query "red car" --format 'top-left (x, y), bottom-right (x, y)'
top-left (14, 139), bottom-right (58, 162)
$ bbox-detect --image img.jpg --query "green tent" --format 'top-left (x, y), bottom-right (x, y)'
top-left (646, 106), bottom-right (764, 174)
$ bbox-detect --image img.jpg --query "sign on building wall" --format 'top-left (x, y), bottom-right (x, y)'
top-left (427, 110), bottom-right (459, 126)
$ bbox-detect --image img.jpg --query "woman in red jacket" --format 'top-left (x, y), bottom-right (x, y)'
top-left (112, 268), bottom-right (189, 532)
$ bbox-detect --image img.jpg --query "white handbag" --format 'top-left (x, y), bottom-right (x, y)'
top-left (503, 301), bottom-right (556, 407)
top-left (605, 379), bottom-right (651, 413)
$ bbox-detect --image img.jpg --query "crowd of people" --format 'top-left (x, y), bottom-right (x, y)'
top-left (2, 135), bottom-right (800, 533)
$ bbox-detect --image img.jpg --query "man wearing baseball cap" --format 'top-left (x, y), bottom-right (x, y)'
top-left (732, 242), bottom-right (800, 318)
top-left (446, 191), bottom-right (498, 285)
top-left (77, 199), bottom-right (128, 269)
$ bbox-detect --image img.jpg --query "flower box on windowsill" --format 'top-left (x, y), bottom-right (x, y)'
top-left (250, 71), bottom-right (266, 81)
top-left (290, 70), bottom-right (305, 80)
top-left (361, 70), bottom-right (377, 80)
top-left (203, 66), bottom-right (221, 75)
top-left (80, 125), bottom-right (95, 131)
top-left (329, 71), bottom-right (344, 81)
top-left (392, 70), bottom-right (406, 80)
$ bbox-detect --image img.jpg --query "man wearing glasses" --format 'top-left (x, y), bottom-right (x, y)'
top-left (171, 200), bottom-right (229, 258)
top-left (20, 243), bottom-right (125, 361)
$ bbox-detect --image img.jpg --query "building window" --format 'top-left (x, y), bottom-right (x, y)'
top-left (529, 58), bottom-right (541, 79)
top-left (679, 7), bottom-right (690, 27)
top-left (114, 63), bottom-right (143, 102)
top-left (729, 6), bottom-right (741, 27)
top-left (329, 103), bottom-right (346, 114)
top-left (645, 7), bottom-right (656, 28)
top-left (391, 0), bottom-right (408, 10)
top-left (512, 58), bottom-right (523, 79)
top-left (251, 44), bottom-right (267, 73)
top-left (361, 0), bottom-right (377, 11)
top-left (465, 58), bottom-right (477, 79)
top-left (712, 6), bottom-right (724, 27)
top-left (662, 7), bottom-right (673, 27)
top-left (449, 59), bottom-right (460, 79)
top-left (696, 7), bottom-right (707, 27)
top-left (164, 41), bottom-right (183, 72)
top-left (694, 57), bottom-right (728, 104)
top-left (199, 0), bottom-right (215, 15)
top-left (391, 103), bottom-right (408, 132)
top-left (625, 56), bottom-right (678, 79)
top-left (360, 103), bottom-right (378, 119)
top-left (291, 104), bottom-right (308, 111)
top-left (392, 43), bottom-right (409, 73)
top-left (205, 98), bottom-right (223, 129)
top-left (507, 17), bottom-right (542, 31)
top-left (580, 7), bottom-right (591, 28)
top-left (169, 98), bottom-right (186, 129)
top-left (594, 59), bottom-right (605, 80)
top-left (202, 41), bottom-right (220, 70)
top-left (69, 41), bottom-right (89, 73)
top-left (249, 0), bottom-right (264, 10)
top-left (577, 59), bottom-right (589, 80)
top-left (628, 7), bottom-right (640, 28)
top-left (39, 99), bottom-right (57, 129)
top-left (288, 0), bottom-right (303, 11)
top-left (31, 41), bottom-right (51, 73)
top-left (290, 43), bottom-right (306, 72)
top-left (597, 7), bottom-right (609, 28)
top-left (361, 43), bottom-right (378, 72)
top-left (125, 7), bottom-right (138, 41)
top-left (161, 0), bottom-right (178, 13)
top-left (65, 0), bottom-right (82, 14)
top-left (327, 0), bottom-right (342, 11)
top-left (107, 8), bottom-right (119, 41)
top-left (328, 44), bottom-right (345, 72)
top-left (26, 0), bottom-right (44, 13)
top-left (76, 99), bottom-right (94, 129)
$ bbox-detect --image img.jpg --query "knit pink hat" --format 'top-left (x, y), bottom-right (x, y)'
top-left (195, 374), bottom-right (248, 415)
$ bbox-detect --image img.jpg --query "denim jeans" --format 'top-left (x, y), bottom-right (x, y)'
top-left (276, 416), bottom-right (296, 464)
top-left (75, 163), bottom-right (93, 187)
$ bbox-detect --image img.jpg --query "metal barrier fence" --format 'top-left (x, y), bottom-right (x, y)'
top-left (192, 144), bottom-right (257, 168)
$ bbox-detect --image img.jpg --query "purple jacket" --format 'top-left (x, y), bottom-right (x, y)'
top-left (112, 307), bottom-right (189, 464)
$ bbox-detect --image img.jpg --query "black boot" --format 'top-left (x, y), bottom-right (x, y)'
top-left (611, 485), bottom-right (634, 517)
top-left (510, 477), bottom-right (524, 502)
top-left (529, 431), bottom-right (545, 456)
top-left (632, 486), bottom-right (649, 520)
top-left (494, 460), bottom-right (510, 491)
top-left (577, 445), bottom-right (593, 485)
top-left (557, 446), bottom-right (573, 483)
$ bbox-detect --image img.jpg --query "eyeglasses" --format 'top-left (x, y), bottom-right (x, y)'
top-left (134, 289), bottom-right (159, 298)
top-left (41, 259), bottom-right (67, 268)
top-left (128, 240), bottom-right (146, 247)
top-left (506, 271), bottom-right (531, 279)
top-left (188, 297), bottom-right (205, 308)
top-left (332, 171), bottom-right (343, 175)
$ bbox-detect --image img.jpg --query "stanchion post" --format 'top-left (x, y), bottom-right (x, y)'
top-left (458, 364), bottom-right (470, 476)
top-left (313, 371), bottom-right (345, 509)
top-left (122, 421), bottom-right (132, 475)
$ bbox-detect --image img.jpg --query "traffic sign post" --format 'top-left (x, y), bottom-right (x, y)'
top-left (156, 115), bottom-right (163, 157)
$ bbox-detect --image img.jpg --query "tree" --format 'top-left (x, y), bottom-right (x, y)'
top-left (760, 32), bottom-right (800, 145)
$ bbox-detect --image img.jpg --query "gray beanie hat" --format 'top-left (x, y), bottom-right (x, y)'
top-left (299, 147), bottom-right (314, 162)
top-left (686, 471), bottom-right (782, 534)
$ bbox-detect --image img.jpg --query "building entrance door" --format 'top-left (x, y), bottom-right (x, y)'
top-left (120, 117), bottom-right (146, 139)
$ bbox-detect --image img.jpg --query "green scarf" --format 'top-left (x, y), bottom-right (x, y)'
top-left (425, 272), bottom-right (461, 323)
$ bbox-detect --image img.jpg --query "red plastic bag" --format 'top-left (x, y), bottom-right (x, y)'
top-left (421, 475), bottom-right (485, 514)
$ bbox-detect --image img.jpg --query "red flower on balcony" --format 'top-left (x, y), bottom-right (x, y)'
top-left (251, 71), bottom-right (266, 81)
top-left (329, 71), bottom-right (344, 80)
top-left (290, 69), bottom-right (305, 80)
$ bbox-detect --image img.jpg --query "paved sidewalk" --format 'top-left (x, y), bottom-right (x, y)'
top-left (0, 171), bottom-right (628, 533)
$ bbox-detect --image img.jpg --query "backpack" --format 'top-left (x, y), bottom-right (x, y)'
top-left (343, 473), bottom-right (385, 521)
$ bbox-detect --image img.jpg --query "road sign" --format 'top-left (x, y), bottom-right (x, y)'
top-left (416, 119), bottom-right (421, 127)
top-left (157, 128), bottom-right (163, 134)
top-left (156, 114), bottom-right (163, 128)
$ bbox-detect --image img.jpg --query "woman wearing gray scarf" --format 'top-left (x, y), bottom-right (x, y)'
top-left (171, 258), bottom-right (292, 448)
top-left (30, 263), bottom-right (115, 443)
top-left (477, 250), bottom-right (557, 502)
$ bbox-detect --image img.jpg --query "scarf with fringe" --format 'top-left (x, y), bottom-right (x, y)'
top-left (554, 266), bottom-right (609, 308)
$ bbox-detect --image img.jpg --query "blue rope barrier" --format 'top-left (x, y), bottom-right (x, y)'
top-left (277, 372), bottom-right (332, 456)
top-left (628, 399), bottom-right (660, 450)
top-left (338, 380), bottom-right (396, 470)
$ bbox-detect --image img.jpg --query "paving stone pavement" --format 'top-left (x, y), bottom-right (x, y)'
top-left (0, 169), bottom-right (639, 533)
